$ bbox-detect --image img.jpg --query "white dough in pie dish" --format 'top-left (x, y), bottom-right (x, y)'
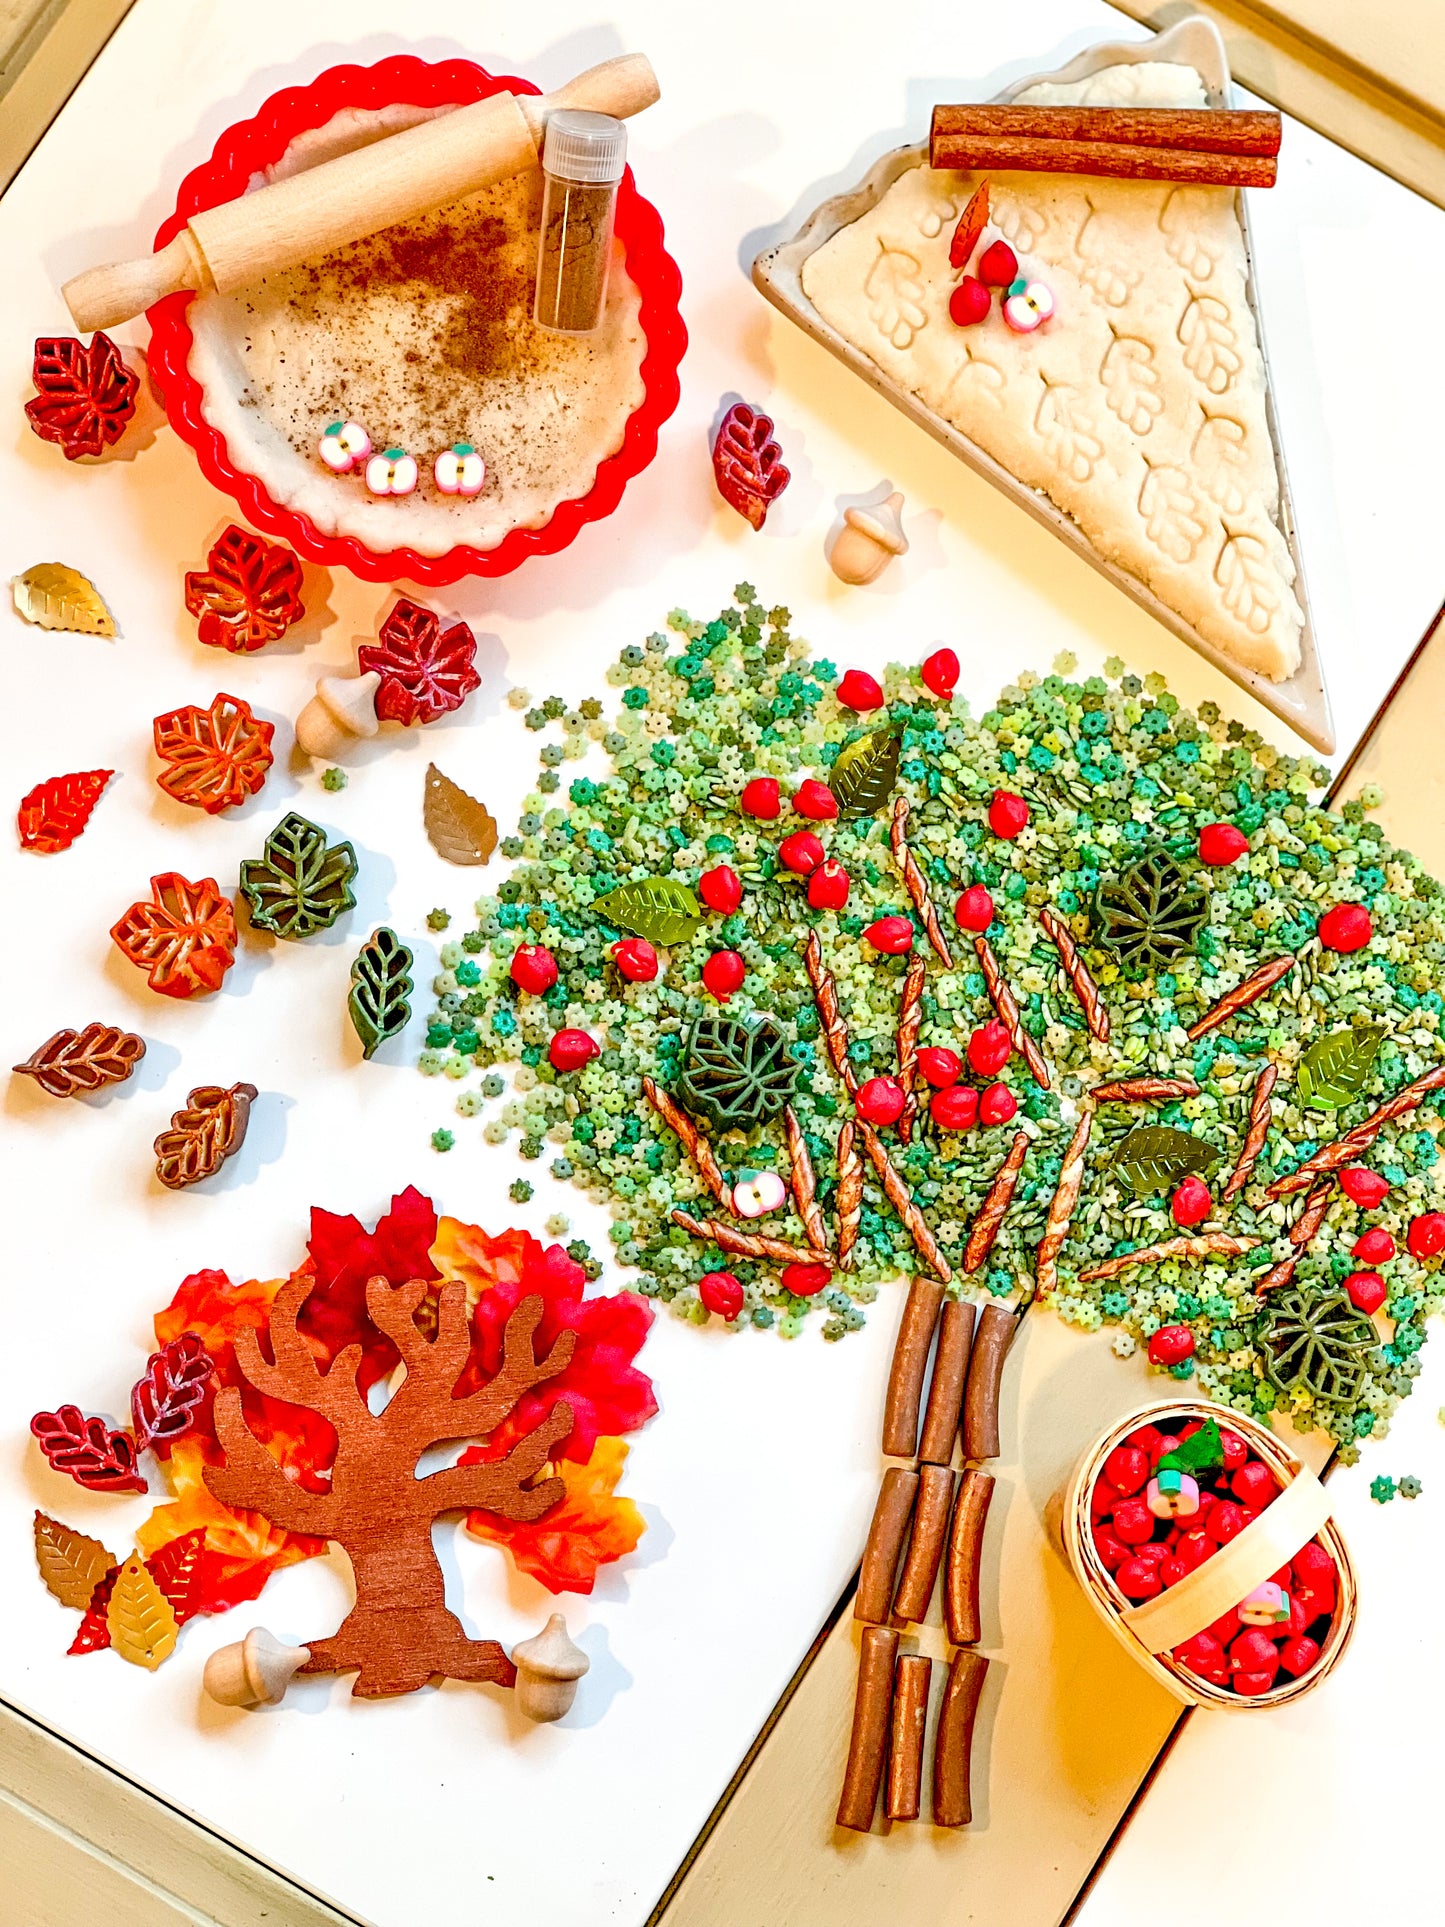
top-left (801, 62), bottom-right (1304, 681)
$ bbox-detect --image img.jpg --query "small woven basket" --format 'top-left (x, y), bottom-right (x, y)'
top-left (1060, 1398), bottom-right (1357, 1709)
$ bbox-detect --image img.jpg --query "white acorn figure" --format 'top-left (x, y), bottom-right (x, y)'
top-left (364, 445), bottom-right (419, 496)
top-left (828, 491), bottom-right (909, 586)
top-left (434, 443), bottom-right (486, 497)
top-left (294, 668), bottom-right (382, 761)
top-left (511, 1613), bottom-right (589, 1723)
top-left (203, 1627), bottom-right (310, 1708)
top-left (318, 419), bottom-right (371, 472)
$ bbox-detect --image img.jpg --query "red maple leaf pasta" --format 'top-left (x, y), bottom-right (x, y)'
top-left (17, 769), bottom-right (113, 851)
top-left (110, 873), bottom-right (237, 997)
top-left (184, 525), bottom-right (305, 653)
top-left (25, 334), bottom-right (139, 459)
top-left (358, 600), bottom-right (480, 725)
top-left (153, 694), bottom-right (274, 813)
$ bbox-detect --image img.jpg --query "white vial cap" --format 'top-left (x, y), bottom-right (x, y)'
top-left (542, 109), bottom-right (627, 184)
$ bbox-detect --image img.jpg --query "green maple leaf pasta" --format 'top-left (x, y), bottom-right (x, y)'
top-left (239, 812), bottom-right (358, 939)
top-left (348, 928), bottom-right (414, 1059)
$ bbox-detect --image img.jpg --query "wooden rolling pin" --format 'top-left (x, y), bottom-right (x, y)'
top-left (63, 53), bottom-right (658, 332)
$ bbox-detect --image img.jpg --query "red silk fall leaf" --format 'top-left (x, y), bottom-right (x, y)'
top-left (131, 1333), bottom-right (215, 1454)
top-left (712, 402), bottom-right (790, 531)
top-left (25, 333), bottom-right (139, 459)
top-left (302, 1185), bottom-right (441, 1382)
top-left (17, 768), bottom-right (113, 851)
top-left (153, 693), bottom-right (275, 813)
top-left (110, 872), bottom-right (237, 998)
top-left (69, 1563), bottom-right (121, 1653)
top-left (184, 524), bottom-right (305, 653)
top-left (30, 1406), bottom-right (146, 1493)
top-left (358, 600), bottom-right (480, 725)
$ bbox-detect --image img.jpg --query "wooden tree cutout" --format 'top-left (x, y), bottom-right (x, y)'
top-left (204, 1272), bottom-right (575, 1698)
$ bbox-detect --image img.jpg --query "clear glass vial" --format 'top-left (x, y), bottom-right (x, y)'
top-left (533, 109), bottom-right (627, 336)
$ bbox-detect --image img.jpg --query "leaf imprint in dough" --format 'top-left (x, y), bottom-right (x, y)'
top-left (1036, 382), bottom-right (1103, 483)
top-left (865, 243), bottom-right (928, 350)
top-left (1191, 413), bottom-right (1252, 515)
top-left (1077, 206), bottom-right (1144, 308)
top-left (941, 350), bottom-right (1007, 412)
top-left (1179, 291), bottom-right (1240, 395)
top-left (1215, 531), bottom-right (1282, 635)
top-left (1100, 334), bottom-right (1163, 435)
top-left (1160, 189), bottom-right (1221, 280)
top-left (1139, 463), bottom-right (1206, 564)
top-left (988, 194), bottom-right (1048, 254)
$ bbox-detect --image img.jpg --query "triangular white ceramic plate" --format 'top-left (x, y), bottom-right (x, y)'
top-left (752, 16), bottom-right (1333, 753)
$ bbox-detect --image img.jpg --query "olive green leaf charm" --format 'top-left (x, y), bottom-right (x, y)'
top-left (1257, 1286), bottom-right (1378, 1403)
top-left (348, 927), bottom-right (414, 1059)
top-left (239, 812), bottom-right (358, 939)
top-left (1111, 1124), bottom-right (1218, 1196)
top-left (594, 875), bottom-right (703, 947)
top-left (1295, 1025), bottom-right (1387, 1108)
top-left (829, 723), bottom-right (901, 820)
top-left (1092, 851), bottom-right (1208, 975)
top-left (676, 1012), bottom-right (798, 1130)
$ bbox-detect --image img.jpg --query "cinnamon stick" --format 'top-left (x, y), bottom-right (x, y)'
top-left (962, 1301), bottom-right (1015, 1463)
top-left (856, 1466), bottom-right (919, 1624)
top-left (892, 1463), bottom-right (955, 1624)
top-left (837, 1625), bottom-right (899, 1832)
top-left (886, 1654), bottom-right (932, 1823)
top-left (931, 134), bottom-right (1276, 188)
top-left (944, 1468), bottom-right (995, 1645)
top-left (918, 1299), bottom-right (976, 1466)
top-left (930, 103), bottom-right (1283, 155)
top-left (882, 1275), bottom-right (945, 1457)
top-left (933, 1649), bottom-right (988, 1828)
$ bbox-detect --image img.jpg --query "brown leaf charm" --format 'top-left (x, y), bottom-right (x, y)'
top-left (13, 1022), bottom-right (145, 1097)
top-left (423, 762), bottom-right (497, 865)
top-left (34, 1512), bottom-right (117, 1609)
top-left (154, 1082), bottom-right (257, 1190)
top-left (106, 1554), bottom-right (179, 1669)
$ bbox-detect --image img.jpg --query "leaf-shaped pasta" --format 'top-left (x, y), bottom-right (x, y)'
top-left (348, 928), bottom-right (414, 1059)
top-left (239, 812), bottom-right (358, 939)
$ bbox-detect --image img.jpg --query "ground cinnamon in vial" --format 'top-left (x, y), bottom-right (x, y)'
top-left (533, 109), bottom-right (626, 334)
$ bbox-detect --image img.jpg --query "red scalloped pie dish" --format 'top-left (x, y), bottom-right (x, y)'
top-left (146, 57), bottom-right (686, 586)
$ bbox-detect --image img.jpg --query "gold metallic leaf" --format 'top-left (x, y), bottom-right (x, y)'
top-left (105, 1553), bottom-right (179, 1668)
top-left (33, 1511), bottom-right (116, 1610)
top-left (423, 762), bottom-right (497, 866)
top-left (12, 563), bottom-right (116, 636)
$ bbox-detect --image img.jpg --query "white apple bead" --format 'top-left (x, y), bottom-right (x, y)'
top-left (1002, 279), bottom-right (1056, 334)
top-left (434, 442), bottom-right (486, 497)
top-left (365, 447), bottom-right (419, 496)
top-left (319, 420), bottom-right (371, 471)
top-left (731, 1169), bottom-right (788, 1218)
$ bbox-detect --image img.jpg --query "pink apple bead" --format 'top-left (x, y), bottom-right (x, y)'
top-left (1146, 1468), bottom-right (1200, 1520)
top-left (731, 1170), bottom-right (788, 1219)
top-left (1001, 278), bottom-right (1055, 333)
top-left (1238, 1580), bottom-right (1292, 1628)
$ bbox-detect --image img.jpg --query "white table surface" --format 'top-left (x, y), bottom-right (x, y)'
top-left (1, 3), bottom-right (1442, 1924)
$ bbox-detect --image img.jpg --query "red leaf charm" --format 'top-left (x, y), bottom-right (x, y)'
top-left (30, 1406), bottom-right (147, 1493)
top-left (110, 872), bottom-right (237, 998)
top-left (358, 600), bottom-right (480, 725)
top-left (153, 692), bottom-right (275, 814)
top-left (131, 1334), bottom-right (215, 1452)
top-left (69, 1564), bottom-right (120, 1654)
top-left (184, 524), bottom-right (305, 653)
top-left (146, 1530), bottom-right (208, 1623)
top-left (25, 334), bottom-right (139, 460)
top-left (17, 768), bottom-right (113, 852)
top-left (712, 403), bottom-right (790, 531)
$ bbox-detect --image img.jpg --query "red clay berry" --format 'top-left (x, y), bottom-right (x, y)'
top-left (1231, 1462), bottom-right (1276, 1510)
top-left (979, 1083), bottom-right (1017, 1126)
top-left (931, 1085), bottom-right (979, 1132)
top-left (702, 950), bottom-right (745, 1001)
top-left (967, 1020), bottom-right (1011, 1077)
top-left (856, 1076), bottom-right (907, 1127)
top-left (1278, 1635), bottom-right (1320, 1679)
top-left (978, 239), bottom-right (1019, 287)
top-left (698, 864), bottom-right (743, 913)
top-left (1173, 1631), bottom-right (1229, 1685)
top-left (739, 777), bottom-right (781, 819)
top-left (1408, 1211), bottom-right (1445, 1259)
top-left (836, 668), bottom-right (884, 711)
top-left (988, 789), bottom-right (1029, 838)
top-left (548, 1029), bottom-right (599, 1072)
top-left (920, 647), bottom-right (959, 698)
top-left (948, 275), bottom-right (991, 327)
top-left (1198, 822), bottom-right (1249, 866)
top-left (1148, 1324), bottom-right (1195, 1367)
top-left (793, 778), bottom-right (838, 820)
top-left (611, 937), bottom-right (659, 982)
top-left (1345, 1270), bottom-right (1388, 1314)
top-left (1112, 1498), bottom-right (1154, 1545)
top-left (916, 1046), bottom-right (962, 1088)
top-left (1171, 1175), bottom-right (1211, 1227)
top-left (510, 944), bottom-right (558, 994)
top-left (1115, 1556), bottom-right (1162, 1601)
top-left (1207, 1500), bottom-right (1246, 1544)
top-left (780, 1261), bottom-right (831, 1297)
top-left (865, 915), bottom-right (915, 954)
top-left (699, 1271), bottom-right (744, 1321)
top-left (808, 859), bottom-right (850, 910)
top-left (1352, 1227), bottom-right (1395, 1264)
top-left (778, 830), bottom-right (824, 875)
top-left (1103, 1445), bottom-right (1148, 1496)
top-left (954, 884), bottom-right (995, 931)
top-left (1339, 1166), bottom-right (1390, 1208)
top-left (1318, 902), bottom-right (1372, 952)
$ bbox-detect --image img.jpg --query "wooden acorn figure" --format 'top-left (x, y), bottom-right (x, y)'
top-left (511, 1614), bottom-right (589, 1722)
top-left (204, 1627), bottom-right (311, 1707)
top-left (294, 669), bottom-right (381, 761)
